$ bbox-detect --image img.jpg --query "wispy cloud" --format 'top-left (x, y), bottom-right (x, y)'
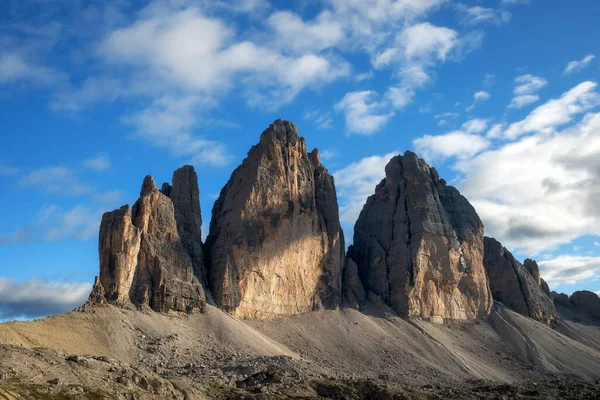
top-left (82, 154), bottom-right (111, 172)
top-left (563, 55), bottom-right (595, 75)
top-left (466, 90), bottom-right (490, 112)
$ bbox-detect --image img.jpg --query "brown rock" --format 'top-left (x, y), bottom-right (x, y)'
top-left (483, 237), bottom-right (556, 324)
top-left (352, 151), bottom-right (492, 322)
top-left (206, 120), bottom-right (343, 319)
top-left (93, 172), bottom-right (206, 313)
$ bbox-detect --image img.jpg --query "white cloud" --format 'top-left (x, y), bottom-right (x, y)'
top-left (82, 154), bottom-right (111, 172)
top-left (434, 112), bottom-right (460, 126)
top-left (508, 94), bottom-right (540, 109)
top-left (503, 81), bottom-right (600, 139)
top-left (563, 55), bottom-right (595, 75)
top-left (414, 131), bottom-right (489, 160)
top-left (0, 278), bottom-right (92, 320)
top-left (333, 152), bottom-right (399, 225)
top-left (462, 118), bottom-right (489, 133)
top-left (385, 86), bottom-right (415, 110)
top-left (413, 118), bottom-right (490, 160)
top-left (513, 74), bottom-right (547, 96)
top-left (100, 6), bottom-right (349, 106)
top-left (320, 150), bottom-right (337, 160)
top-left (122, 96), bottom-right (232, 166)
top-left (266, 10), bottom-right (345, 54)
top-left (455, 110), bottom-right (600, 253)
top-left (594, 241), bottom-right (600, 247)
top-left (500, 0), bottom-right (529, 5)
top-left (539, 255), bottom-right (600, 286)
top-left (335, 91), bottom-right (394, 135)
top-left (466, 90), bottom-right (490, 112)
top-left (456, 5), bottom-right (511, 26)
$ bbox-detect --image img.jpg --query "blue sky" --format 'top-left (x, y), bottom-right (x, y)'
top-left (1, 0), bottom-right (600, 320)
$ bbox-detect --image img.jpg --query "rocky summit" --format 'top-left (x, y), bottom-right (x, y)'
top-left (483, 237), bottom-right (556, 325)
top-left (93, 168), bottom-right (206, 313)
top-left (205, 120), bottom-right (344, 319)
top-left (350, 151), bottom-right (493, 322)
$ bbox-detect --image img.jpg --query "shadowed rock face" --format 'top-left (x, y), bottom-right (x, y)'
top-left (553, 290), bottom-right (600, 322)
top-left (351, 151), bottom-right (492, 322)
top-left (94, 171), bottom-right (206, 313)
top-left (483, 237), bottom-right (556, 324)
top-left (206, 119), bottom-right (344, 319)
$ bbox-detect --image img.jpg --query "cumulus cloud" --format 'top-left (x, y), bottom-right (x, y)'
top-left (507, 74), bottom-right (547, 109)
top-left (563, 55), bottom-right (595, 75)
top-left (539, 255), bottom-right (600, 286)
top-left (413, 118), bottom-right (490, 160)
top-left (100, 6), bottom-right (349, 106)
top-left (335, 91), bottom-right (395, 135)
top-left (0, 278), bottom-right (92, 320)
top-left (455, 110), bottom-right (600, 253)
top-left (333, 152), bottom-right (398, 225)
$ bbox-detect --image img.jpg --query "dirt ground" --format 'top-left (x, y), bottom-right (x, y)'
top-left (0, 302), bottom-right (599, 399)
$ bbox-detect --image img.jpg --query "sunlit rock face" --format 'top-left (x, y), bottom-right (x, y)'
top-left (483, 237), bottom-right (556, 324)
top-left (94, 170), bottom-right (206, 313)
top-left (206, 119), bottom-right (344, 319)
top-left (351, 151), bottom-right (493, 323)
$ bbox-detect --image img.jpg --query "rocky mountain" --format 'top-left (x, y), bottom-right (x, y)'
top-left (483, 237), bottom-right (556, 324)
top-left (553, 290), bottom-right (600, 322)
top-left (205, 120), bottom-right (344, 319)
top-left (350, 151), bottom-right (493, 322)
top-left (93, 169), bottom-right (206, 313)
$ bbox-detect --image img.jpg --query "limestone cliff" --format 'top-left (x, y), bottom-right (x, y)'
top-left (205, 119), bottom-right (344, 319)
top-left (483, 237), bottom-right (556, 324)
top-left (351, 151), bottom-right (492, 322)
top-left (92, 170), bottom-right (206, 313)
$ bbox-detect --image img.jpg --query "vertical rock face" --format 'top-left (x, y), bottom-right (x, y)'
top-left (568, 291), bottom-right (600, 321)
top-left (342, 246), bottom-right (366, 310)
top-left (167, 166), bottom-right (205, 282)
top-left (351, 151), bottom-right (492, 322)
top-left (94, 171), bottom-right (206, 313)
top-left (206, 120), bottom-right (344, 319)
top-left (483, 237), bottom-right (556, 323)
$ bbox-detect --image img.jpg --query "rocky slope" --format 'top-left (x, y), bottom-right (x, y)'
top-left (94, 168), bottom-right (206, 313)
top-left (483, 237), bottom-right (556, 325)
top-left (350, 151), bottom-right (493, 322)
top-left (205, 120), bottom-right (344, 319)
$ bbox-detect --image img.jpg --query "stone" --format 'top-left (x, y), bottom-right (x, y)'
top-left (351, 151), bottom-right (492, 322)
top-left (205, 119), bottom-right (344, 319)
top-left (483, 237), bottom-right (556, 324)
top-left (92, 171), bottom-right (206, 313)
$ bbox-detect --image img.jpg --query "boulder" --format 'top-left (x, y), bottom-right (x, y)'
top-left (205, 120), bottom-right (344, 319)
top-left (351, 151), bottom-right (492, 322)
top-left (483, 237), bottom-right (556, 324)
